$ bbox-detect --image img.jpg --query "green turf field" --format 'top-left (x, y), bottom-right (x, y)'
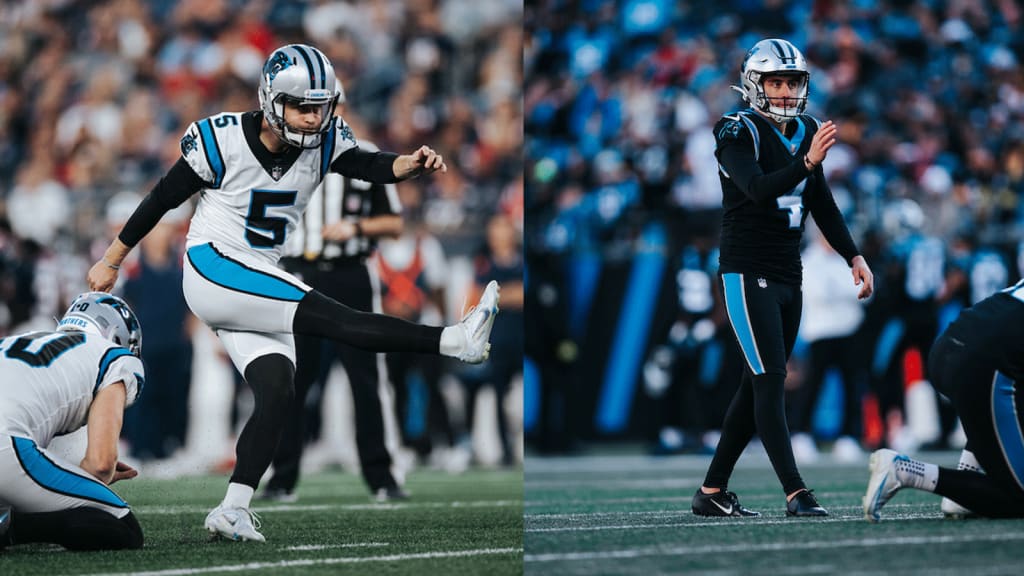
top-left (0, 468), bottom-right (522, 575)
top-left (525, 451), bottom-right (1024, 575)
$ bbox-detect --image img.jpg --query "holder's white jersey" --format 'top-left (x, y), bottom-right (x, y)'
top-left (180, 112), bottom-right (358, 264)
top-left (0, 330), bottom-right (144, 446)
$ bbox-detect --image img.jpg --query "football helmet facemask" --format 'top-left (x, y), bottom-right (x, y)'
top-left (259, 44), bottom-right (340, 149)
top-left (734, 38), bottom-right (809, 124)
top-left (57, 292), bottom-right (143, 356)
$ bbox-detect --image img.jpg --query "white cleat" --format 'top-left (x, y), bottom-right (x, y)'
top-left (456, 280), bottom-right (500, 364)
top-left (204, 504), bottom-right (265, 542)
top-left (864, 449), bottom-right (906, 522)
top-left (941, 496), bottom-right (975, 518)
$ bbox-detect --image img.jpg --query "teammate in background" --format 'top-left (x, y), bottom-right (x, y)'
top-left (0, 293), bottom-right (145, 551)
top-left (642, 222), bottom-right (725, 455)
top-left (260, 81), bottom-right (407, 504)
top-left (872, 199), bottom-right (949, 451)
top-left (865, 278), bottom-right (1024, 520)
top-left (87, 44), bottom-right (499, 542)
top-left (691, 38), bottom-right (873, 518)
top-left (789, 226), bottom-right (867, 464)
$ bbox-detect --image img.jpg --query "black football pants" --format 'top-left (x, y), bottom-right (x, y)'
top-left (704, 273), bottom-right (806, 496)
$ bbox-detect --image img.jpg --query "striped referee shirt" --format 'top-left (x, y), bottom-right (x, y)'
top-left (283, 143), bottom-right (401, 261)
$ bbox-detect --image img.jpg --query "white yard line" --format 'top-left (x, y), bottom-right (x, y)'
top-left (524, 532), bottom-right (1024, 562)
top-left (525, 503), bottom-right (919, 523)
top-left (525, 509), bottom-right (939, 533)
top-left (83, 548), bottom-right (523, 576)
top-left (135, 500), bottom-right (521, 515)
top-left (281, 542), bottom-right (389, 551)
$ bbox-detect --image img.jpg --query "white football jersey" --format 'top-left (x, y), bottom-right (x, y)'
top-left (0, 330), bottom-right (144, 446)
top-left (180, 111), bottom-right (359, 264)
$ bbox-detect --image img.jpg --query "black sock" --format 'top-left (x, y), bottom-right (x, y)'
top-left (935, 468), bottom-right (1024, 518)
top-left (294, 290), bottom-right (442, 354)
top-left (11, 508), bottom-right (142, 550)
top-left (231, 354), bottom-right (295, 488)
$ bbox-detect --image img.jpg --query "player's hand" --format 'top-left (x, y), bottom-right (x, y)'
top-left (88, 260), bottom-right (120, 292)
top-left (807, 120), bottom-right (837, 167)
top-left (398, 145), bottom-right (447, 179)
top-left (109, 461), bottom-right (138, 484)
top-left (851, 255), bottom-right (874, 300)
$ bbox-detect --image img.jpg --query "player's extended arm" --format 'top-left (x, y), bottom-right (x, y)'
top-left (331, 145), bottom-right (447, 183)
top-left (88, 158), bottom-right (205, 292)
top-left (81, 382), bottom-right (137, 485)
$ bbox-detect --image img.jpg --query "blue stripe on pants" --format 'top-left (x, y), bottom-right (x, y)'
top-left (722, 273), bottom-right (764, 375)
top-left (992, 371), bottom-right (1024, 490)
top-left (187, 243), bottom-right (306, 301)
top-left (12, 437), bottom-right (127, 508)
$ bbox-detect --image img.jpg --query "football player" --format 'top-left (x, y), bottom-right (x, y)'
top-left (0, 292), bottom-right (145, 551)
top-left (866, 278), bottom-right (1024, 520)
top-left (691, 38), bottom-right (873, 518)
top-left (87, 44), bottom-right (499, 541)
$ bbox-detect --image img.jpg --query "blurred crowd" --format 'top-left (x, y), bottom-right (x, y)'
top-left (525, 0), bottom-right (1024, 457)
top-left (0, 0), bottom-right (523, 473)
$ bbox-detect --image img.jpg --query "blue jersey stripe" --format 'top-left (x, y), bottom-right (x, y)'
top-left (992, 372), bottom-right (1024, 490)
top-left (737, 112), bottom-right (760, 161)
top-left (12, 437), bottom-right (128, 508)
top-left (187, 243), bottom-right (306, 302)
top-left (198, 119), bottom-right (225, 188)
top-left (94, 347), bottom-right (133, 395)
top-left (722, 273), bottom-right (765, 375)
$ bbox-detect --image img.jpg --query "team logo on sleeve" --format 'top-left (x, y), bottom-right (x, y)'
top-left (180, 130), bottom-right (198, 157)
top-left (339, 123), bottom-right (355, 144)
top-left (718, 120), bottom-right (743, 141)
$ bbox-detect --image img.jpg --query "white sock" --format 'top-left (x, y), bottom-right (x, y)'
top-left (957, 449), bottom-right (984, 473)
top-left (894, 457), bottom-right (939, 492)
top-left (439, 326), bottom-right (465, 357)
top-left (223, 483), bottom-right (254, 509)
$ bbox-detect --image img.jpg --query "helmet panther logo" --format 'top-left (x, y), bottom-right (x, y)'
top-left (264, 51), bottom-right (293, 81)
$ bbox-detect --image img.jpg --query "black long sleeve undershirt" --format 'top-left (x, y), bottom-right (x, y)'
top-left (118, 158), bottom-right (206, 247)
top-left (717, 143), bottom-right (813, 206)
top-left (329, 148), bottom-right (400, 183)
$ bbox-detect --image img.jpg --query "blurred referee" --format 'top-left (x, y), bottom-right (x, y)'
top-left (261, 82), bottom-right (407, 503)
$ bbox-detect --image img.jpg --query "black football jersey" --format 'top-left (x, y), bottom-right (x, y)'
top-left (943, 279), bottom-right (1024, 380)
top-left (714, 108), bottom-right (858, 284)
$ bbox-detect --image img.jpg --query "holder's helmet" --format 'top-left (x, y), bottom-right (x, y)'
top-left (57, 292), bottom-right (142, 356)
top-left (258, 44), bottom-right (340, 149)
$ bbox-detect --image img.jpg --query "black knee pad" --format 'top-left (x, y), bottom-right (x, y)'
top-left (55, 508), bottom-right (143, 551)
top-left (244, 353), bottom-right (296, 406)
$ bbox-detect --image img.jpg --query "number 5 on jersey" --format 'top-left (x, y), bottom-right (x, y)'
top-left (246, 189), bottom-right (297, 248)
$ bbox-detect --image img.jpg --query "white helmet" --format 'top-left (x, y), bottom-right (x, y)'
top-left (734, 38), bottom-right (809, 124)
top-left (57, 292), bottom-right (142, 356)
top-left (258, 44), bottom-right (340, 149)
